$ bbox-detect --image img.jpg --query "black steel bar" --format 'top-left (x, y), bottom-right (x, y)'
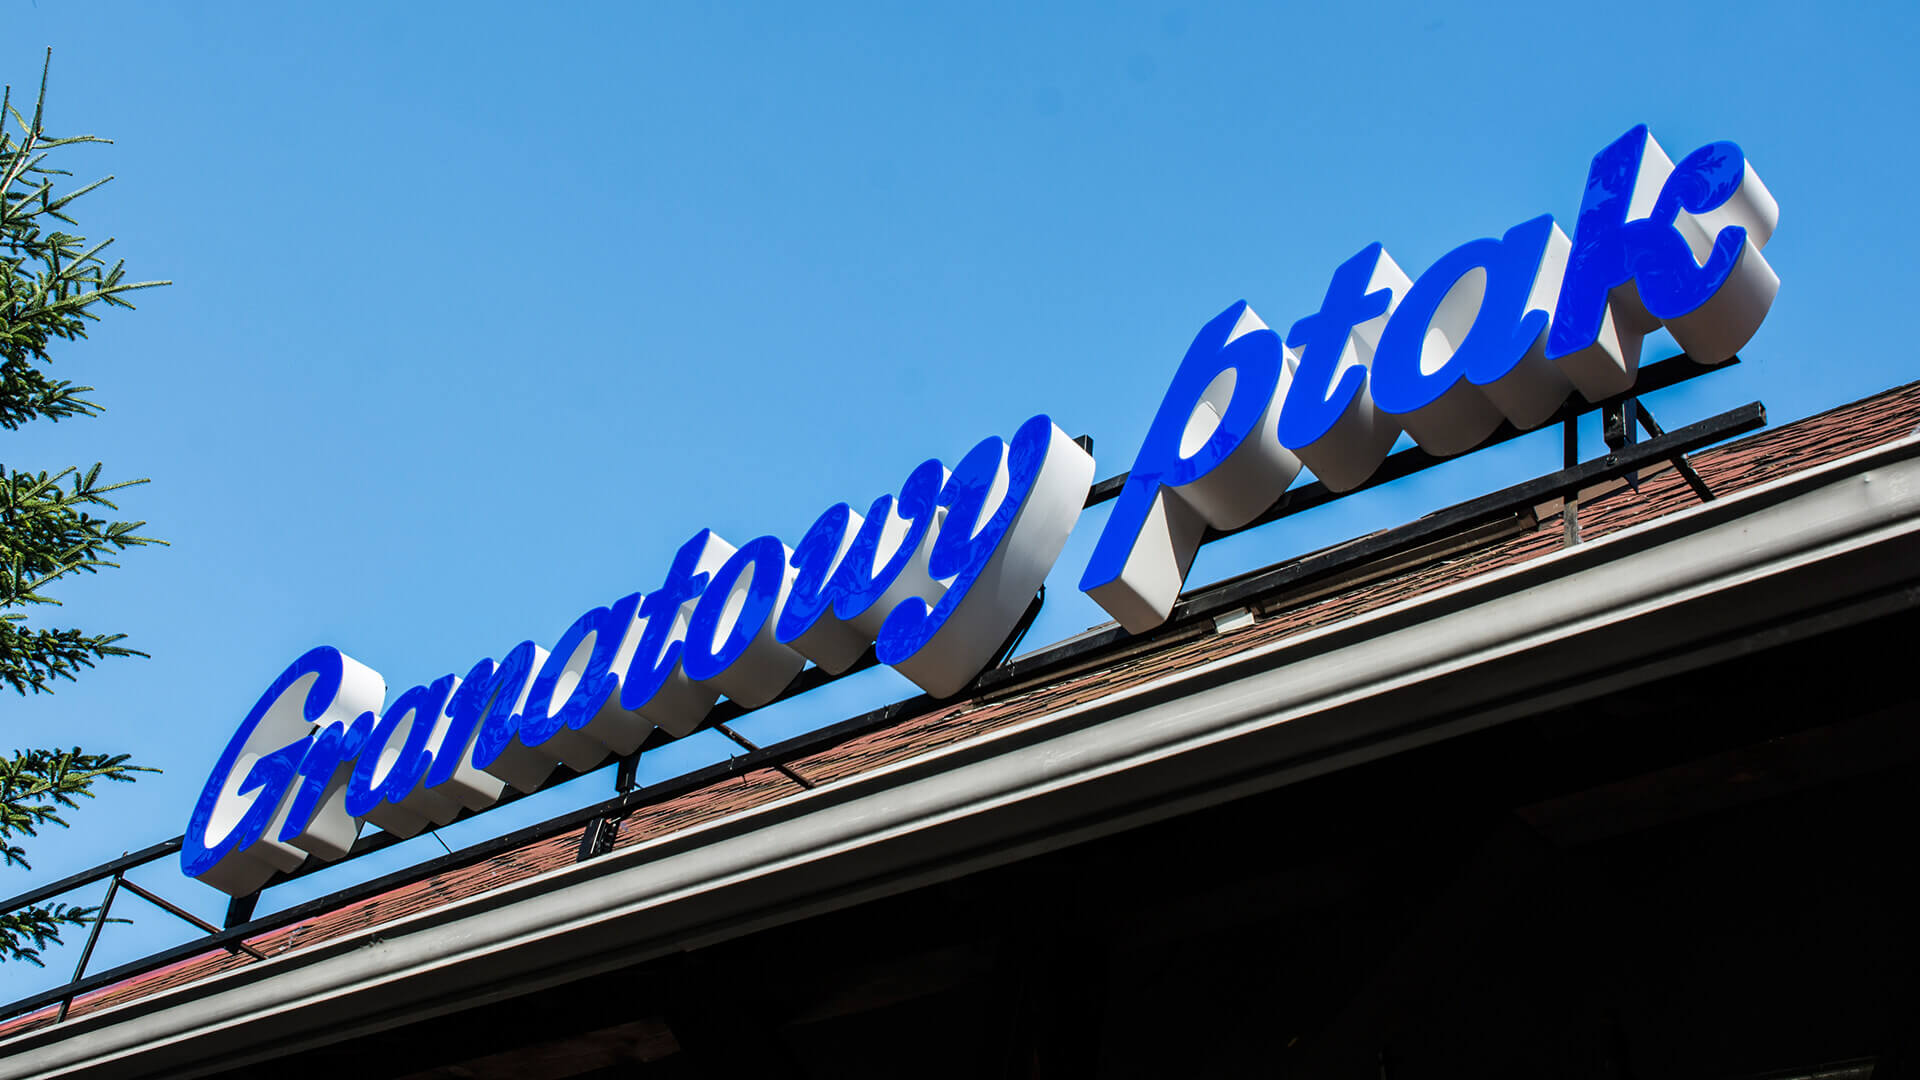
top-left (1, 736), bottom-right (873, 1023)
top-left (1638, 402), bottom-right (1717, 503)
top-left (1182, 404), bottom-right (1764, 620)
top-left (114, 878), bottom-right (267, 962)
top-left (262, 738), bottom-right (684, 887)
top-left (0, 388), bottom-right (1763, 1027)
top-left (715, 723), bottom-right (816, 790)
top-left (1082, 352), bottom-right (1734, 513)
top-left (0, 838), bottom-right (180, 917)
top-left (85, 669), bottom-right (906, 904)
top-left (702, 648), bottom-right (882, 732)
top-left (614, 752), bottom-right (641, 794)
top-left (1605, 397), bottom-right (1640, 490)
top-left (574, 816), bottom-right (620, 863)
top-left (1563, 417), bottom-right (1581, 546)
top-left (223, 893), bottom-right (258, 930)
top-left (263, 646), bottom-right (880, 882)
top-left (261, 744), bottom-right (673, 890)
top-left (1672, 457), bottom-right (1716, 502)
top-left (267, 781), bottom-right (546, 885)
top-left (1083, 471), bottom-right (1127, 507)
top-left (980, 401), bottom-right (1765, 694)
top-left (987, 588), bottom-right (1047, 670)
top-left (1603, 398), bottom-right (1639, 452)
top-left (1636, 407), bottom-right (1663, 439)
top-left (55, 874), bottom-right (120, 1023)
top-left (1206, 359), bottom-right (1728, 543)
top-left (712, 724), bottom-right (758, 755)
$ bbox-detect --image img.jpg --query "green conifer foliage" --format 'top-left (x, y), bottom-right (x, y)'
top-left (1, 51), bottom-right (167, 966)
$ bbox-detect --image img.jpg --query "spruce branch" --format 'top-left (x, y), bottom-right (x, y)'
top-left (1, 48), bottom-right (167, 965)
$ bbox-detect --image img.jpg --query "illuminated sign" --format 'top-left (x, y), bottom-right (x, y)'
top-left (184, 419), bottom-right (1094, 894)
top-left (183, 125), bottom-right (1778, 896)
top-left (1081, 126), bottom-right (1778, 630)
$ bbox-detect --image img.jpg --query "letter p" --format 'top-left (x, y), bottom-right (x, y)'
top-left (1079, 301), bottom-right (1301, 633)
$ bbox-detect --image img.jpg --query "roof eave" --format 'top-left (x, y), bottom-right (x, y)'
top-left (9, 434), bottom-right (1920, 1080)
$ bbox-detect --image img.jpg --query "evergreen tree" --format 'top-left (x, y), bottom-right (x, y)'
top-left (1, 52), bottom-right (167, 965)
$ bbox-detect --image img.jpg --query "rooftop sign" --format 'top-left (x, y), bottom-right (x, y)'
top-left (184, 125), bottom-right (1778, 896)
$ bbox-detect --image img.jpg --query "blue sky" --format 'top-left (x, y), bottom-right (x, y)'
top-left (4, 1), bottom-right (1916, 997)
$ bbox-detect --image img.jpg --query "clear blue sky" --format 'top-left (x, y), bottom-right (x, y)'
top-left (4, 1), bottom-right (1915, 996)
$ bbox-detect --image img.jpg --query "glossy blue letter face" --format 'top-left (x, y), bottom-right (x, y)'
top-left (426, 656), bottom-right (501, 789)
top-left (182, 649), bottom-right (329, 878)
top-left (1546, 125), bottom-right (1779, 397)
top-left (344, 675), bottom-right (456, 818)
top-left (182, 645), bottom-right (380, 895)
top-left (1374, 218), bottom-right (1555, 414)
top-left (618, 532), bottom-right (718, 714)
top-left (828, 459), bottom-right (947, 625)
top-left (469, 641), bottom-right (546, 780)
top-left (1370, 214), bottom-right (1572, 454)
top-left (879, 414), bottom-right (1093, 697)
top-left (519, 593), bottom-right (642, 747)
top-left (778, 505), bottom-right (856, 639)
top-left (683, 536), bottom-right (789, 683)
top-left (276, 713), bottom-right (374, 844)
top-left (1279, 245), bottom-right (1397, 454)
top-left (1634, 141), bottom-right (1760, 319)
top-left (878, 429), bottom-right (1041, 664)
top-left (1273, 242), bottom-right (1411, 495)
top-left (185, 125), bottom-right (1780, 899)
top-left (774, 502), bottom-right (865, 673)
top-left (1081, 302), bottom-right (1281, 594)
top-left (1078, 301), bottom-right (1299, 632)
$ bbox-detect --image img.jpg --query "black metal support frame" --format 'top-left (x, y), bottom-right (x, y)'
top-left (0, 355), bottom-right (1752, 1027)
top-left (1637, 405), bottom-right (1718, 502)
top-left (29, 853), bottom-right (269, 1024)
top-left (52, 875), bottom-right (115, 1023)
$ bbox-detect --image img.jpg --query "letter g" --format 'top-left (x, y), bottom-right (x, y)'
top-left (181, 646), bottom-right (385, 897)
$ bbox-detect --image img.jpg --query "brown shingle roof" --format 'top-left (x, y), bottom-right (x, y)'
top-left (11, 380), bottom-right (1920, 1037)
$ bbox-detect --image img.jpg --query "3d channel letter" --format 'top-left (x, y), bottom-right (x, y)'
top-left (881, 414), bottom-right (1094, 696)
top-left (1278, 244), bottom-right (1410, 492)
top-left (1081, 301), bottom-right (1298, 633)
top-left (1371, 214), bottom-right (1574, 455)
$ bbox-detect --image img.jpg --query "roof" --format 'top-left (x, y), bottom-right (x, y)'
top-left (8, 378), bottom-right (1920, 1039)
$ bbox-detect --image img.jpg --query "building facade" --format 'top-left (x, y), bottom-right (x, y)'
top-left (3, 381), bottom-right (1918, 1079)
